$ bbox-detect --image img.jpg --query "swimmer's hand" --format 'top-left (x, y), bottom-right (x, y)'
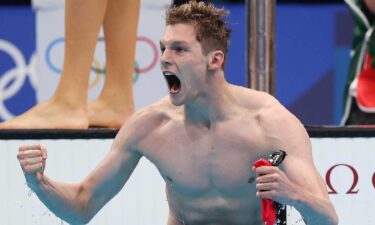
top-left (253, 165), bottom-right (300, 206)
top-left (17, 144), bottom-right (47, 189)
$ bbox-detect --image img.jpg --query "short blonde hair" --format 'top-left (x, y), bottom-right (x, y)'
top-left (166, 1), bottom-right (231, 69)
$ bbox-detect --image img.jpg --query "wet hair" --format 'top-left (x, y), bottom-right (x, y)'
top-left (165, 0), bottom-right (232, 69)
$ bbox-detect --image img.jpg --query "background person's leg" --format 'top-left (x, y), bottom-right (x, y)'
top-left (0, 0), bottom-right (108, 129)
top-left (88, 0), bottom-right (140, 128)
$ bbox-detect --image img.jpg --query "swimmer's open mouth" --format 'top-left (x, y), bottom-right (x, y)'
top-left (163, 71), bottom-right (181, 94)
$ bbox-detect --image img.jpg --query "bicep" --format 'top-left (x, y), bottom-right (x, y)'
top-left (281, 124), bottom-right (328, 198)
top-left (281, 127), bottom-right (328, 197)
top-left (283, 154), bottom-right (328, 198)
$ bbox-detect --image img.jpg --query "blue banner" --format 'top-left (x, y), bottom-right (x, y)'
top-left (0, 4), bottom-right (353, 125)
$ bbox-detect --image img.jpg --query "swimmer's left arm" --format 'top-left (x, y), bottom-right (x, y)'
top-left (256, 104), bottom-right (338, 225)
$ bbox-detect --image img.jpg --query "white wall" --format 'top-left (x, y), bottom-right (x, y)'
top-left (1, 137), bottom-right (374, 225)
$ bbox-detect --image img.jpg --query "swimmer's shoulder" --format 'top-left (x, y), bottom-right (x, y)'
top-left (229, 85), bottom-right (310, 154)
top-left (135, 96), bottom-right (182, 122)
top-left (230, 84), bottom-right (281, 111)
top-left (116, 96), bottom-right (181, 141)
top-left (232, 84), bottom-right (303, 129)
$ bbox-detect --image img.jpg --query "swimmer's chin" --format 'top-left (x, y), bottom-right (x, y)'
top-left (168, 96), bottom-right (184, 106)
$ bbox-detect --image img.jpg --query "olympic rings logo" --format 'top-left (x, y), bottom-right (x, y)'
top-left (45, 35), bottom-right (159, 87)
top-left (0, 36), bottom-right (159, 121)
top-left (0, 39), bottom-right (37, 120)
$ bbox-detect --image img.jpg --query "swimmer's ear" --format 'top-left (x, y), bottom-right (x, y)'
top-left (207, 50), bottom-right (224, 70)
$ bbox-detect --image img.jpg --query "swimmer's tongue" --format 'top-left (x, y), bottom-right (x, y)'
top-left (170, 83), bottom-right (180, 93)
top-left (252, 158), bottom-right (276, 225)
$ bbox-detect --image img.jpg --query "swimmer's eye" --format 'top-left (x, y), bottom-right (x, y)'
top-left (175, 46), bottom-right (186, 53)
top-left (160, 47), bottom-right (166, 54)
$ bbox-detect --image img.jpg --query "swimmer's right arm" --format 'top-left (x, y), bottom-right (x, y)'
top-left (17, 106), bottom-right (164, 224)
top-left (18, 143), bottom-right (90, 223)
top-left (18, 138), bottom-right (142, 224)
top-left (17, 111), bottom-right (151, 224)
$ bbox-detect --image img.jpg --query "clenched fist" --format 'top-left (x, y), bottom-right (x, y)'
top-left (17, 144), bottom-right (47, 188)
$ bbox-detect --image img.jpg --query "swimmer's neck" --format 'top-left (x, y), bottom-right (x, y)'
top-left (184, 80), bottom-right (238, 128)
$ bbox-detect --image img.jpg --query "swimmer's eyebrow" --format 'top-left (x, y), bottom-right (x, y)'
top-left (159, 40), bottom-right (191, 47)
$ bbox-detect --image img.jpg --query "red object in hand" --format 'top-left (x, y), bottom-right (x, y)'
top-left (253, 158), bottom-right (276, 225)
top-left (357, 53), bottom-right (375, 111)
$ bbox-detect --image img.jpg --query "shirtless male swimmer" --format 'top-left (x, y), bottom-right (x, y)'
top-left (17, 1), bottom-right (338, 224)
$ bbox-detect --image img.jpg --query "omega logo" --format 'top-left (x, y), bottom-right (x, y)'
top-left (325, 164), bottom-right (375, 194)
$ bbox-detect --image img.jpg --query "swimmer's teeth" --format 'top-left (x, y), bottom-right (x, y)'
top-left (164, 71), bottom-right (174, 76)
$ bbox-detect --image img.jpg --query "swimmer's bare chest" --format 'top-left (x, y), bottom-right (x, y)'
top-left (140, 118), bottom-right (269, 224)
